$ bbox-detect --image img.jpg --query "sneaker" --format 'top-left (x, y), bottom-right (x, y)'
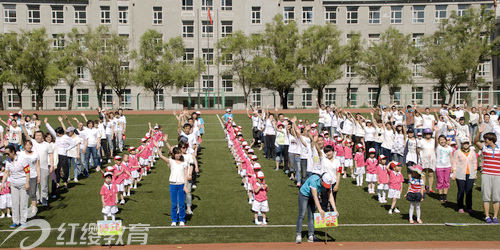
top-left (7, 214), bottom-right (11, 218)
top-left (289, 176), bottom-right (294, 180)
top-left (29, 206), bottom-right (38, 218)
top-left (295, 235), bottom-right (302, 244)
top-left (186, 209), bottom-right (193, 215)
top-left (493, 218), bottom-right (500, 224)
top-left (249, 199), bottom-right (253, 204)
top-left (179, 222), bottom-right (185, 227)
top-left (296, 183), bottom-right (301, 187)
top-left (134, 185), bottom-right (137, 189)
top-left (108, 159), bottom-right (111, 164)
top-left (458, 209), bottom-right (464, 213)
top-left (342, 174), bottom-right (347, 179)
top-left (120, 200), bottom-right (125, 205)
top-left (52, 195), bottom-right (57, 199)
top-left (307, 235), bottom-right (319, 242)
top-left (394, 208), bottom-right (400, 214)
top-left (192, 184), bottom-right (197, 189)
top-left (388, 209), bottom-right (393, 215)
top-left (255, 220), bottom-right (262, 225)
top-left (486, 217), bottom-right (493, 224)
top-left (275, 168), bottom-right (279, 172)
top-left (10, 223), bottom-right (18, 228)
top-left (74, 178), bottom-right (78, 183)
top-left (263, 219), bottom-right (267, 225)
top-left (285, 170), bottom-right (289, 174)
top-left (171, 222), bottom-right (177, 227)
top-left (0, 214), bottom-right (5, 218)
top-left (127, 192), bottom-right (131, 196)
top-left (465, 209), bottom-right (473, 214)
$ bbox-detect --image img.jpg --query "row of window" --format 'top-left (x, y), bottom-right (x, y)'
top-left (250, 87), bottom-right (492, 108)
top-left (182, 20), bottom-right (232, 38)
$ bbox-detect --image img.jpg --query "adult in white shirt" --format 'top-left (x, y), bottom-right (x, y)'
top-left (341, 112), bottom-right (355, 138)
top-left (21, 121), bottom-right (54, 207)
top-left (97, 116), bottom-right (110, 163)
top-left (323, 107), bottom-right (333, 133)
top-left (114, 112), bottom-right (124, 152)
top-left (0, 118), bottom-right (22, 151)
top-left (180, 123), bottom-right (197, 155)
top-left (263, 113), bottom-right (277, 160)
top-left (247, 108), bottom-right (264, 148)
top-left (1, 145), bottom-right (30, 228)
top-left (439, 104), bottom-right (449, 117)
top-left (105, 113), bottom-right (116, 158)
top-left (422, 108), bottom-right (436, 130)
top-left (118, 108), bottom-right (127, 150)
top-left (84, 120), bottom-right (100, 177)
top-left (45, 119), bottom-right (77, 190)
top-left (18, 141), bottom-right (40, 217)
top-left (331, 110), bottom-right (339, 136)
top-left (320, 145), bottom-right (341, 211)
top-left (454, 105), bottom-right (465, 120)
top-left (316, 98), bottom-right (327, 132)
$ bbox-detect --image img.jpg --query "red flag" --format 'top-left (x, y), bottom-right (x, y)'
top-left (207, 4), bottom-right (213, 25)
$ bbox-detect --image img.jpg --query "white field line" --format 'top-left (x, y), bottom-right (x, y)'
top-left (216, 114), bottom-right (224, 129)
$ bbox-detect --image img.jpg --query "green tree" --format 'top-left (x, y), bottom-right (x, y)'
top-left (58, 28), bottom-right (86, 110)
top-left (0, 32), bottom-right (25, 109)
top-left (135, 29), bottom-right (201, 110)
top-left (261, 14), bottom-right (301, 109)
top-left (357, 27), bottom-right (416, 104)
top-left (298, 24), bottom-right (345, 104)
top-left (344, 31), bottom-right (362, 107)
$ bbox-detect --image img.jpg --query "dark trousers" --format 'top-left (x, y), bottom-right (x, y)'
top-left (283, 145), bottom-right (289, 171)
top-left (320, 187), bottom-right (338, 212)
top-left (365, 141), bottom-right (375, 159)
top-left (101, 138), bottom-right (111, 160)
top-left (59, 155), bottom-right (70, 183)
top-left (191, 163), bottom-right (197, 185)
top-left (457, 175), bottom-right (474, 210)
top-left (265, 135), bottom-right (276, 159)
top-left (50, 167), bottom-right (59, 196)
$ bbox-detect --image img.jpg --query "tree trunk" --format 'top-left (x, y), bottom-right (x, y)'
top-left (0, 90), bottom-right (4, 110)
top-left (16, 90), bottom-right (23, 109)
top-left (68, 84), bottom-right (74, 110)
top-left (283, 89), bottom-right (289, 109)
top-left (447, 89), bottom-right (455, 105)
top-left (36, 88), bottom-right (43, 111)
top-left (375, 84), bottom-right (382, 105)
top-left (346, 80), bottom-right (352, 108)
top-left (243, 92), bottom-right (249, 108)
top-left (99, 83), bottom-right (106, 108)
top-left (153, 89), bottom-right (158, 110)
top-left (317, 86), bottom-right (324, 105)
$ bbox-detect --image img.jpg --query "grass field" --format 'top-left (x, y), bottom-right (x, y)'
top-left (0, 113), bottom-right (497, 248)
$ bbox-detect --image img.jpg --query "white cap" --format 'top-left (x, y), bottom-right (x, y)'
top-left (226, 109), bottom-right (231, 112)
top-left (461, 137), bottom-right (470, 144)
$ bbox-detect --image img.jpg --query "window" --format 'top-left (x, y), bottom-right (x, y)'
top-left (302, 88), bottom-right (313, 107)
top-left (458, 5), bottom-right (469, 17)
top-left (368, 34), bottom-right (380, 46)
top-left (77, 66), bottom-right (89, 79)
top-left (202, 0), bottom-right (213, 11)
top-left (288, 88), bottom-right (294, 107)
top-left (100, 6), bottom-right (110, 24)
top-left (435, 5), bottom-right (447, 23)
top-left (51, 5), bottom-right (64, 24)
top-left (183, 82), bottom-right (195, 92)
top-left (182, 0), bottom-right (193, 11)
top-left (251, 88), bottom-right (261, 107)
top-left (368, 88), bottom-right (379, 106)
top-left (478, 60), bottom-right (491, 76)
top-left (153, 7), bottom-right (162, 24)
top-left (251, 7), bottom-right (261, 24)
top-left (55, 89), bottom-right (67, 108)
top-left (325, 6), bottom-right (337, 24)
top-left (7, 89), bottom-right (20, 108)
top-left (221, 0), bottom-right (232, 11)
top-left (182, 21), bottom-right (194, 38)
top-left (412, 87), bottom-right (423, 105)
top-left (369, 6), bottom-right (381, 24)
top-left (413, 6), bottom-right (425, 23)
top-left (221, 21), bottom-right (233, 37)
top-left (412, 33), bottom-right (424, 48)
top-left (412, 64), bottom-right (423, 77)
top-left (222, 75), bottom-right (233, 92)
top-left (325, 88), bottom-right (336, 106)
top-left (349, 88), bottom-right (358, 107)
top-left (346, 6), bottom-right (358, 24)
top-left (77, 89), bottom-right (89, 108)
top-left (120, 62), bottom-right (130, 73)
top-left (302, 7), bottom-right (313, 24)
top-left (118, 6), bottom-right (128, 24)
top-left (121, 89), bottom-right (131, 109)
top-left (478, 86), bottom-right (490, 105)
top-left (284, 7), bottom-right (294, 23)
top-left (3, 4), bottom-right (16, 23)
top-left (346, 63), bottom-right (356, 77)
top-left (202, 75), bottom-right (214, 92)
top-left (31, 90), bottom-right (40, 109)
top-left (74, 6), bottom-right (86, 24)
top-left (202, 20), bottom-right (213, 37)
top-left (183, 48), bottom-right (194, 64)
top-left (103, 89), bottom-right (113, 109)
top-left (391, 6), bottom-right (403, 24)
top-left (28, 5), bottom-right (40, 24)
top-left (202, 48), bottom-right (214, 65)
top-left (221, 53), bottom-right (232, 65)
top-left (433, 88), bottom-right (444, 106)
top-left (52, 34), bottom-right (65, 50)
top-left (156, 89), bottom-right (165, 109)
top-left (455, 87), bottom-right (469, 106)
top-left (393, 87), bottom-right (401, 105)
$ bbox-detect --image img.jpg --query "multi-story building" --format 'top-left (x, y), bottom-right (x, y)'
top-left (0, 0), bottom-right (498, 110)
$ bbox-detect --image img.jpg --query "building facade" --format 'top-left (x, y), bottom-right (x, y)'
top-left (1, 0), bottom-right (498, 110)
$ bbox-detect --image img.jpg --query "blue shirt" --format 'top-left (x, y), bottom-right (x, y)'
top-left (299, 175), bottom-right (325, 197)
top-left (198, 117), bottom-right (205, 134)
top-left (222, 113), bottom-right (233, 123)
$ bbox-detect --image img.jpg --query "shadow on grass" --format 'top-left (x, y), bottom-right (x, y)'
top-left (297, 230), bottom-right (336, 242)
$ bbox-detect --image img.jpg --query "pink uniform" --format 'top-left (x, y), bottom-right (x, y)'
top-left (365, 158), bottom-right (379, 174)
top-left (388, 170), bottom-right (404, 190)
top-left (377, 164), bottom-right (389, 184)
top-left (354, 152), bottom-right (365, 167)
top-left (310, 130), bottom-right (318, 136)
top-left (129, 154), bottom-right (139, 168)
top-left (324, 138), bottom-right (334, 147)
top-left (0, 181), bottom-right (10, 195)
top-left (242, 157), bottom-right (251, 172)
top-left (120, 162), bottom-right (130, 180)
top-left (100, 183), bottom-right (118, 206)
top-left (334, 144), bottom-right (345, 157)
top-left (248, 174), bottom-right (257, 187)
top-left (344, 146), bottom-right (353, 159)
top-left (253, 181), bottom-right (268, 202)
top-left (153, 131), bottom-right (163, 142)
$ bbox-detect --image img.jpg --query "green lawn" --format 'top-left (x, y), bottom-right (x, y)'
top-left (0, 113), bottom-right (497, 247)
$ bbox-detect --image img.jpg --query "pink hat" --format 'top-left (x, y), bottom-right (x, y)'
top-left (298, 120), bottom-right (303, 123)
top-left (389, 161), bottom-right (401, 169)
top-left (333, 134), bottom-right (339, 137)
top-left (128, 147), bottom-right (136, 151)
top-left (238, 137), bottom-right (245, 142)
top-left (141, 138), bottom-right (147, 142)
top-left (277, 122), bottom-right (284, 127)
top-left (410, 164), bottom-right (423, 175)
top-left (336, 137), bottom-right (343, 142)
top-left (242, 141), bottom-right (248, 146)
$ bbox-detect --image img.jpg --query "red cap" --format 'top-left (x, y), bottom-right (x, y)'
top-left (378, 155), bottom-right (387, 161)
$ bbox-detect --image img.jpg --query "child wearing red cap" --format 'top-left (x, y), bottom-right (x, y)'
top-left (334, 137), bottom-right (345, 178)
top-left (121, 154), bottom-right (133, 197)
top-left (365, 147), bottom-right (379, 194)
top-left (376, 156), bottom-right (390, 203)
top-left (353, 144), bottom-right (365, 186)
top-left (252, 171), bottom-right (268, 225)
top-left (100, 172), bottom-right (118, 221)
top-left (128, 147), bottom-right (141, 189)
top-left (248, 155), bottom-right (260, 204)
top-left (344, 139), bottom-right (354, 179)
top-left (112, 156), bottom-right (130, 205)
top-left (388, 161), bottom-right (404, 214)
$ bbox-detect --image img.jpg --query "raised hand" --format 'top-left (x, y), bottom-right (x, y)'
top-left (163, 134), bottom-right (168, 141)
top-left (44, 117), bottom-right (48, 123)
top-left (57, 116), bottom-right (63, 122)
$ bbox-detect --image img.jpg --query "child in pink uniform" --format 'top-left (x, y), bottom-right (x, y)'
top-left (323, 132), bottom-right (334, 147)
top-left (365, 149), bottom-right (379, 194)
top-left (128, 147), bottom-right (141, 189)
top-left (0, 172), bottom-right (12, 219)
top-left (111, 156), bottom-right (128, 205)
top-left (100, 172), bottom-right (118, 221)
top-left (344, 139), bottom-right (354, 179)
top-left (252, 171), bottom-right (269, 225)
top-left (334, 137), bottom-right (345, 178)
top-left (353, 144), bottom-right (365, 187)
top-left (121, 154), bottom-right (133, 197)
top-left (248, 155), bottom-right (260, 204)
top-left (388, 161), bottom-right (404, 214)
top-left (377, 157), bottom-right (390, 203)
top-left (137, 138), bottom-right (153, 177)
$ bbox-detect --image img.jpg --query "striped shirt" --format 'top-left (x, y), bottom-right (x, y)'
top-left (482, 145), bottom-right (500, 176)
top-left (409, 177), bottom-right (424, 193)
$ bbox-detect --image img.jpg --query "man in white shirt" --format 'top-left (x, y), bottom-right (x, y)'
top-left (440, 103), bottom-right (449, 117)
top-left (114, 112), bottom-right (124, 152)
top-left (105, 113), bottom-right (116, 158)
top-left (316, 98), bottom-right (327, 132)
top-left (454, 105), bottom-right (465, 120)
top-left (422, 108), bottom-right (436, 130)
top-left (84, 120), bottom-right (100, 177)
top-left (118, 108), bottom-right (127, 151)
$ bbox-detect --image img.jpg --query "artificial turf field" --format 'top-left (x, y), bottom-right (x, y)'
top-left (0, 112), bottom-right (498, 248)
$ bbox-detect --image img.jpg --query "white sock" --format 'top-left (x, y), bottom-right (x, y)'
top-left (382, 191), bottom-right (386, 201)
top-left (104, 215), bottom-right (108, 220)
top-left (409, 202), bottom-right (415, 220)
top-left (111, 215), bottom-right (116, 221)
top-left (360, 175), bottom-right (363, 186)
top-left (416, 202), bottom-right (421, 221)
top-left (377, 190), bottom-right (382, 200)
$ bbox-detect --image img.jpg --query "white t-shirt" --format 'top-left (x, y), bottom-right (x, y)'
top-left (318, 109), bottom-right (326, 124)
top-left (321, 157), bottom-right (340, 184)
top-left (264, 119), bottom-right (276, 135)
top-left (422, 114), bottom-right (435, 129)
top-left (180, 131), bottom-right (197, 154)
top-left (364, 126), bottom-right (376, 142)
top-left (381, 129), bottom-right (394, 149)
top-left (288, 135), bottom-right (301, 154)
top-left (331, 114), bottom-right (338, 128)
top-left (375, 127), bottom-right (384, 143)
top-left (393, 113), bottom-right (404, 124)
top-left (355, 122), bottom-right (365, 137)
top-left (168, 158), bottom-right (187, 184)
top-left (31, 139), bottom-right (53, 170)
top-left (18, 151), bottom-right (39, 178)
top-left (436, 145), bottom-right (453, 168)
top-left (98, 123), bottom-right (106, 139)
top-left (86, 128), bottom-right (99, 147)
top-left (300, 136), bottom-right (312, 160)
top-left (342, 119), bottom-right (354, 135)
top-left (67, 136), bottom-right (82, 158)
top-left (324, 111), bottom-right (332, 127)
top-left (468, 112), bottom-right (479, 125)
top-left (414, 116), bottom-right (423, 128)
top-left (77, 128), bottom-right (87, 150)
top-left (114, 116), bottom-right (124, 131)
top-left (251, 116), bottom-right (261, 129)
top-left (105, 119), bottom-right (116, 135)
top-left (454, 110), bottom-right (464, 120)
top-left (5, 154), bottom-right (30, 187)
top-left (24, 121), bottom-right (36, 136)
top-left (9, 125), bottom-right (22, 144)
